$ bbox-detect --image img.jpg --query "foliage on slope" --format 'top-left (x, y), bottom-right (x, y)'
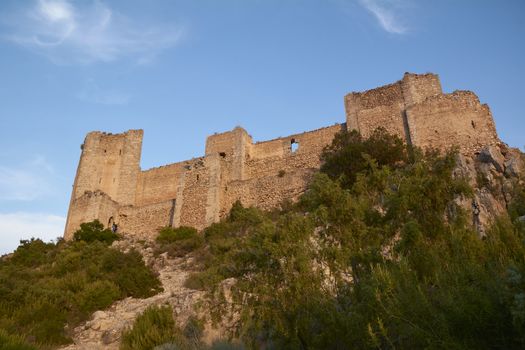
top-left (120, 305), bottom-right (241, 350)
top-left (0, 329), bottom-right (37, 350)
top-left (0, 220), bottom-right (162, 348)
top-left (156, 226), bottom-right (205, 258)
top-left (185, 128), bottom-right (525, 349)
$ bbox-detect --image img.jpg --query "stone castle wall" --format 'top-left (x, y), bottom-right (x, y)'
top-left (64, 72), bottom-right (500, 239)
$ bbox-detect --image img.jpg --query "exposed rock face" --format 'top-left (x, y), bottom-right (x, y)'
top-left (479, 145), bottom-right (506, 173)
top-left (59, 238), bottom-right (209, 350)
top-left (454, 144), bottom-right (524, 236)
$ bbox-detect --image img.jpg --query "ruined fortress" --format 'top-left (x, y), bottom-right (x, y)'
top-left (64, 72), bottom-right (500, 239)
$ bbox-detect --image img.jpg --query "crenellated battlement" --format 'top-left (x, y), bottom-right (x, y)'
top-left (64, 73), bottom-right (500, 239)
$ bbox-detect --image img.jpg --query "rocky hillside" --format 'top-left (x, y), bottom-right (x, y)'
top-left (1, 128), bottom-right (524, 349)
top-left (59, 238), bottom-right (207, 350)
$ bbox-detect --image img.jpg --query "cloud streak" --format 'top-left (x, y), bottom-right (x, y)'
top-left (0, 212), bottom-right (66, 255)
top-left (358, 0), bottom-right (408, 34)
top-left (2, 0), bottom-right (183, 64)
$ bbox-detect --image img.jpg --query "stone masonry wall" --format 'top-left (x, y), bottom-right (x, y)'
top-left (406, 91), bottom-right (499, 154)
top-left (118, 200), bottom-right (174, 238)
top-left (135, 163), bottom-right (185, 207)
top-left (64, 130), bottom-right (142, 238)
top-left (344, 73), bottom-right (443, 143)
top-left (64, 191), bottom-right (119, 240)
top-left (345, 81), bottom-right (406, 139)
top-left (64, 72), bottom-right (501, 239)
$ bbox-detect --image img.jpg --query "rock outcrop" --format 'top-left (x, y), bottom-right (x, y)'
top-left (454, 144), bottom-right (524, 236)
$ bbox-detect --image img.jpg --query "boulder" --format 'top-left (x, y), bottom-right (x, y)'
top-left (478, 145), bottom-right (505, 173)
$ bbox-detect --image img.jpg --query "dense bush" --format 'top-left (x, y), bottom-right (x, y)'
top-left (190, 129), bottom-right (525, 349)
top-left (0, 225), bottom-right (162, 348)
top-left (321, 127), bottom-right (408, 188)
top-left (120, 305), bottom-right (179, 350)
top-left (156, 226), bottom-right (204, 257)
top-left (73, 219), bottom-right (118, 244)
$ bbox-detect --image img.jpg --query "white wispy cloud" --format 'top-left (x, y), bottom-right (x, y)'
top-left (0, 212), bottom-right (66, 255)
top-left (77, 78), bottom-right (130, 105)
top-left (358, 0), bottom-right (408, 34)
top-left (2, 0), bottom-right (183, 64)
top-left (0, 156), bottom-right (55, 201)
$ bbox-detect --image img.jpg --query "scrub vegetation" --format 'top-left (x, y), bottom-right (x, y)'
top-left (2, 129), bottom-right (525, 349)
top-left (0, 220), bottom-right (162, 349)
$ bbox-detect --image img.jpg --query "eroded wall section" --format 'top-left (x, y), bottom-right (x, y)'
top-left (344, 73), bottom-right (442, 142)
top-left (406, 91), bottom-right (499, 153)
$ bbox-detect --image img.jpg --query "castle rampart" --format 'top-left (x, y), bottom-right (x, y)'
top-left (64, 73), bottom-right (500, 239)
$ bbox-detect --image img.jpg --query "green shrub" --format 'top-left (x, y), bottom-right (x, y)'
top-left (9, 238), bottom-right (56, 267)
top-left (76, 280), bottom-right (120, 313)
top-left (509, 183), bottom-right (525, 221)
top-left (184, 272), bottom-right (208, 291)
top-left (0, 238), bottom-right (162, 347)
top-left (156, 227), bottom-right (204, 257)
top-left (157, 226), bottom-right (198, 243)
top-left (101, 249), bottom-right (163, 298)
top-left (120, 305), bottom-right (195, 350)
top-left (183, 315), bottom-right (204, 344)
top-left (321, 127), bottom-right (408, 188)
top-left (73, 220), bottom-right (118, 245)
top-left (0, 329), bottom-right (37, 350)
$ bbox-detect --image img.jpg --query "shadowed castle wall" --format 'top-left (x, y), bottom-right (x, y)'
top-left (406, 91), bottom-right (499, 153)
top-left (64, 72), bottom-right (500, 239)
top-left (345, 73), bottom-right (442, 142)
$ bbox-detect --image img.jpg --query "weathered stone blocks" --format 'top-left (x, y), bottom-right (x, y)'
top-left (65, 72), bottom-right (502, 240)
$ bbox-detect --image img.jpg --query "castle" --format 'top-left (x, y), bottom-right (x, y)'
top-left (64, 73), bottom-right (500, 239)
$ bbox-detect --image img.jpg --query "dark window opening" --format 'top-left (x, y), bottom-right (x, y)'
top-left (291, 139), bottom-right (299, 153)
top-left (471, 120), bottom-right (476, 129)
top-left (219, 152), bottom-right (226, 158)
top-left (119, 149), bottom-right (122, 155)
top-left (197, 174), bottom-right (200, 181)
top-left (104, 149), bottom-right (107, 153)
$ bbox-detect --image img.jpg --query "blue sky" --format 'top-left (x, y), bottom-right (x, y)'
top-left (0, 0), bottom-right (524, 254)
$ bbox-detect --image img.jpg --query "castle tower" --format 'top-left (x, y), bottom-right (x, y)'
top-left (344, 73), bottom-right (442, 142)
top-left (344, 72), bottom-right (498, 153)
top-left (203, 127), bottom-right (253, 225)
top-left (63, 130), bottom-right (143, 238)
